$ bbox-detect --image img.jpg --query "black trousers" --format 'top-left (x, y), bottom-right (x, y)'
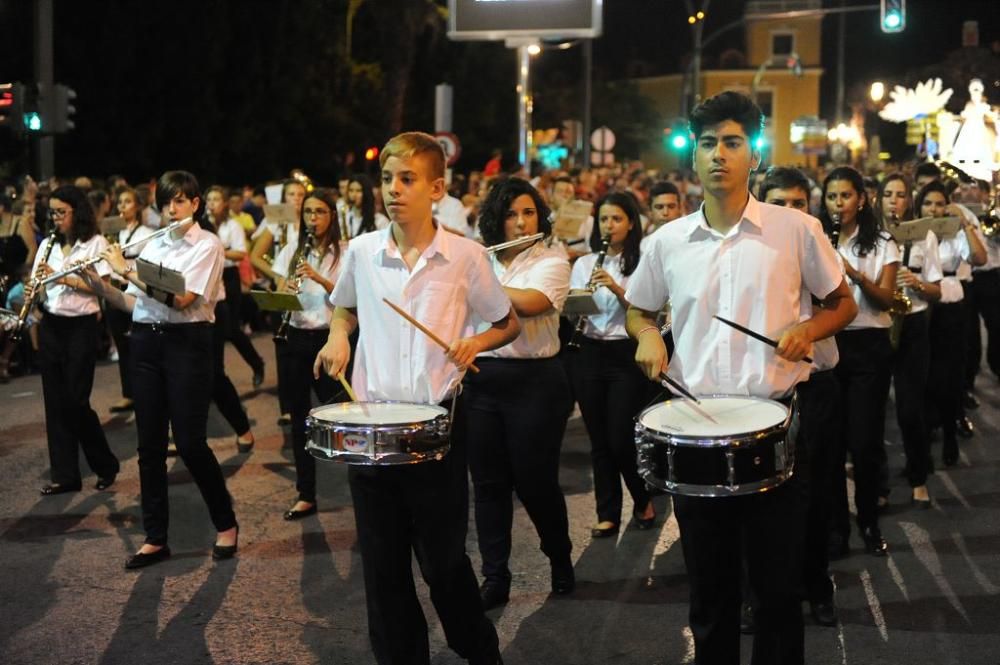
top-left (131, 322), bottom-right (237, 546)
top-left (347, 398), bottom-right (499, 665)
top-left (38, 312), bottom-right (119, 486)
top-left (105, 301), bottom-right (133, 399)
top-left (893, 310), bottom-right (931, 487)
top-left (212, 302), bottom-right (250, 437)
top-left (928, 301), bottom-right (965, 454)
top-left (222, 267), bottom-right (263, 374)
top-left (831, 328), bottom-right (892, 537)
top-left (276, 326), bottom-right (340, 503)
top-left (675, 477), bottom-right (806, 665)
top-left (969, 268), bottom-right (1000, 382)
top-left (570, 337), bottom-right (651, 525)
top-left (464, 356), bottom-right (573, 584)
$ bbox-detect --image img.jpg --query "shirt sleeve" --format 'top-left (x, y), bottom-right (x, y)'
top-left (526, 255), bottom-right (571, 313)
top-left (91, 236), bottom-right (113, 277)
top-left (922, 231), bottom-right (944, 282)
top-left (226, 221), bottom-right (248, 253)
top-left (623, 239), bottom-right (670, 312)
top-left (882, 235), bottom-right (902, 266)
top-left (800, 216), bottom-right (844, 299)
top-left (329, 240), bottom-right (358, 308)
top-left (272, 243), bottom-right (294, 279)
top-left (184, 237), bottom-right (224, 298)
top-left (468, 249), bottom-right (513, 324)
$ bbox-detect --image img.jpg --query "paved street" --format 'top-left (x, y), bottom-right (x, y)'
top-left (1, 335), bottom-right (999, 665)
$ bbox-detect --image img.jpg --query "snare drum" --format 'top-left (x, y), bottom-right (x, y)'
top-left (305, 401), bottom-right (451, 465)
top-left (635, 395), bottom-right (797, 497)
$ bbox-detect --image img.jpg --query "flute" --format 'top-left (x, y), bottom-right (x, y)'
top-left (485, 232), bottom-right (545, 254)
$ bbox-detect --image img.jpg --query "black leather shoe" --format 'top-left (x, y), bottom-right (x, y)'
top-left (911, 495), bottom-right (932, 510)
top-left (551, 561), bottom-right (575, 595)
top-left (277, 413), bottom-right (291, 426)
top-left (252, 363), bottom-right (265, 388)
top-left (212, 528), bottom-right (239, 560)
top-left (480, 579), bottom-right (510, 611)
top-left (283, 504), bottom-right (317, 520)
top-left (109, 399), bottom-right (134, 413)
top-left (40, 483), bottom-right (81, 496)
top-left (630, 512), bottom-right (656, 530)
top-left (861, 527), bottom-right (888, 557)
top-left (125, 546), bottom-right (171, 570)
top-left (95, 476), bottom-right (116, 491)
top-left (236, 436), bottom-right (255, 454)
top-left (810, 599), bottom-right (839, 627)
top-left (591, 522), bottom-right (619, 538)
top-left (963, 391), bottom-right (980, 410)
top-left (740, 603), bottom-right (755, 634)
top-left (956, 416), bottom-right (974, 439)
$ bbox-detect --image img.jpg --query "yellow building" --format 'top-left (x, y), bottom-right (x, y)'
top-left (633, 0), bottom-right (824, 169)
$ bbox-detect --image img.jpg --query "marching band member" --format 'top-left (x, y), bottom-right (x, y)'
top-left (101, 171), bottom-right (238, 569)
top-left (345, 173), bottom-right (390, 238)
top-left (569, 191), bottom-right (655, 538)
top-left (625, 92), bottom-right (855, 664)
top-left (465, 177), bottom-right (574, 610)
top-left (272, 188), bottom-right (347, 520)
top-left (33, 185), bottom-right (120, 495)
top-left (315, 132), bottom-right (517, 665)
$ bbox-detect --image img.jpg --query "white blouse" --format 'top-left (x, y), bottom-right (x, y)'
top-left (33, 235), bottom-right (111, 317)
top-left (570, 249), bottom-right (632, 340)
top-left (838, 227), bottom-right (901, 330)
top-left (273, 241), bottom-right (341, 330)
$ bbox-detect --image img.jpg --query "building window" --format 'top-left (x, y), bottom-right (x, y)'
top-left (756, 90), bottom-right (774, 119)
top-left (771, 32), bottom-right (795, 58)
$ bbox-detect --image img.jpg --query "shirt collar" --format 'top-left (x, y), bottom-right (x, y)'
top-left (688, 193), bottom-right (763, 239)
top-left (375, 219), bottom-right (453, 262)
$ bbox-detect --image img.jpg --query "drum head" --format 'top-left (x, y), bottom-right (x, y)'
top-left (308, 401), bottom-right (447, 426)
top-left (639, 396), bottom-right (788, 437)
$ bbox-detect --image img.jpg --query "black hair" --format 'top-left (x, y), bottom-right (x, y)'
top-left (914, 162), bottom-right (942, 180)
top-left (348, 173), bottom-right (380, 235)
top-left (914, 180), bottom-right (949, 216)
top-left (757, 166), bottom-right (810, 202)
top-left (592, 191), bottom-right (643, 276)
top-left (689, 90), bottom-right (764, 143)
top-left (298, 187), bottom-right (342, 266)
top-left (819, 166), bottom-right (885, 257)
top-left (50, 185), bottom-right (98, 244)
top-left (876, 172), bottom-right (913, 223)
top-left (650, 180), bottom-right (680, 199)
top-left (156, 170), bottom-right (201, 212)
top-left (477, 177), bottom-right (552, 248)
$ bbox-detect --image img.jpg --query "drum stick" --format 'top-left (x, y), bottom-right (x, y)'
top-left (713, 315), bottom-right (814, 364)
top-left (382, 298), bottom-right (480, 373)
top-left (337, 373), bottom-right (358, 402)
top-left (659, 373), bottom-right (718, 423)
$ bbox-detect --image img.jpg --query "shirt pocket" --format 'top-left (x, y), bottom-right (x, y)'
top-left (415, 280), bottom-right (466, 338)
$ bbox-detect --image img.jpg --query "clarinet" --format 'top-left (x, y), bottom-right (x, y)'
top-left (828, 212), bottom-right (841, 248)
top-left (273, 229), bottom-right (315, 343)
top-left (567, 235), bottom-right (610, 349)
top-left (11, 229), bottom-right (59, 343)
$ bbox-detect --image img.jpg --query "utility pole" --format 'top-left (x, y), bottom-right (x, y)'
top-left (33, 0), bottom-right (54, 180)
top-left (582, 39), bottom-right (593, 168)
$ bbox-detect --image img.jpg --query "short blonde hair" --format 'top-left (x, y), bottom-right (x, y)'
top-left (379, 132), bottom-right (445, 180)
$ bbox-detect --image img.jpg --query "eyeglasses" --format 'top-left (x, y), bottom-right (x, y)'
top-left (48, 208), bottom-right (71, 218)
top-left (303, 208), bottom-right (330, 217)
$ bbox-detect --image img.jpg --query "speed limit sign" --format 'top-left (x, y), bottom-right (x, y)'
top-left (434, 132), bottom-right (462, 166)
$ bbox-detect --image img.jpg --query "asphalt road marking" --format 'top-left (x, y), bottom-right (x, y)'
top-left (860, 569), bottom-right (889, 642)
top-left (900, 521), bottom-right (970, 624)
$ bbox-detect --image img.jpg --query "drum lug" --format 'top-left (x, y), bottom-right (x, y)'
top-left (726, 449), bottom-right (736, 487)
top-left (775, 440), bottom-right (787, 471)
top-left (666, 447), bottom-right (676, 484)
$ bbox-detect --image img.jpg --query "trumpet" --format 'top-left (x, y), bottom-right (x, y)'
top-left (567, 235), bottom-right (610, 350)
top-left (10, 229), bottom-right (58, 343)
top-left (273, 228), bottom-right (315, 343)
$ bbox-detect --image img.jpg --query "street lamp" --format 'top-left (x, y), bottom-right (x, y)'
top-left (870, 81), bottom-right (885, 103)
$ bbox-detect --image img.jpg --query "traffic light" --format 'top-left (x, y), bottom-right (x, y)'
top-left (0, 82), bottom-right (26, 131)
top-left (880, 0), bottom-right (905, 33)
top-left (52, 84), bottom-right (76, 133)
top-left (663, 122), bottom-right (692, 152)
top-left (364, 146), bottom-right (379, 161)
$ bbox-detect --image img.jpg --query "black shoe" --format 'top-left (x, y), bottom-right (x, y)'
top-left (877, 495), bottom-right (890, 513)
top-left (630, 511), bottom-right (656, 530)
top-left (95, 475), bottom-right (116, 491)
top-left (911, 495), bottom-right (932, 510)
top-left (236, 436), bottom-right (254, 454)
top-left (943, 441), bottom-right (959, 467)
top-left (591, 522), bottom-right (619, 538)
top-left (125, 546), bottom-right (171, 570)
top-left (963, 391), bottom-right (980, 410)
top-left (550, 560), bottom-right (575, 595)
top-left (277, 413), bottom-right (291, 426)
top-left (810, 599), bottom-right (839, 627)
top-left (283, 503), bottom-right (317, 520)
top-left (828, 534), bottom-right (850, 560)
top-left (956, 416), bottom-right (974, 439)
top-left (480, 579), bottom-right (510, 611)
top-left (109, 399), bottom-right (134, 413)
top-left (40, 483), bottom-right (81, 496)
top-left (252, 363), bottom-right (265, 388)
top-left (861, 527), bottom-right (888, 557)
top-left (740, 603), bottom-right (755, 634)
top-left (212, 527), bottom-right (239, 560)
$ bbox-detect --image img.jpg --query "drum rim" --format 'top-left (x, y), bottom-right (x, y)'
top-left (307, 399), bottom-right (449, 428)
top-left (639, 467), bottom-right (794, 497)
top-left (635, 394), bottom-right (794, 448)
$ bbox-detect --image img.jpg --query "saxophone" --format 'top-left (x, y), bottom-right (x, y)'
top-left (567, 235), bottom-right (610, 349)
top-left (888, 211), bottom-right (912, 350)
top-left (273, 229), bottom-right (315, 343)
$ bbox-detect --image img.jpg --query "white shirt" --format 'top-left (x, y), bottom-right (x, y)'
top-left (433, 195), bottom-right (471, 235)
top-left (938, 230), bottom-right (971, 304)
top-left (142, 206), bottom-right (161, 230)
top-left (129, 223), bottom-right (224, 324)
top-left (838, 227), bottom-right (901, 330)
top-left (273, 241), bottom-right (341, 330)
top-left (346, 208), bottom-right (390, 239)
top-left (571, 250), bottom-right (632, 340)
top-left (118, 223), bottom-right (156, 258)
top-left (625, 196), bottom-right (843, 400)
top-left (900, 231), bottom-right (944, 314)
top-left (477, 242), bottom-right (570, 359)
top-left (34, 234), bottom-right (111, 316)
top-left (330, 222), bottom-right (512, 404)
top-left (217, 218), bottom-right (248, 268)
top-left (251, 217), bottom-right (299, 252)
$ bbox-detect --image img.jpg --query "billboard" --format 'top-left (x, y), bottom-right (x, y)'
top-left (448, 0), bottom-right (603, 40)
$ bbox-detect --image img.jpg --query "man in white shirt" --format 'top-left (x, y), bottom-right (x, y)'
top-left (624, 93), bottom-right (856, 665)
top-left (315, 132), bottom-right (518, 665)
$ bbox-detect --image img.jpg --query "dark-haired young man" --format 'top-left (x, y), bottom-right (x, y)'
top-left (643, 180), bottom-right (684, 237)
top-left (625, 93), bottom-right (857, 664)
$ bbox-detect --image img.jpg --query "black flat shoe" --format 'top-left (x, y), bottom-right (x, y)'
top-left (480, 579), bottom-right (510, 611)
top-left (630, 512), bottom-right (656, 530)
top-left (125, 546), bottom-right (171, 570)
top-left (252, 364), bottom-right (265, 388)
top-left (550, 560), bottom-right (575, 595)
top-left (591, 522), bottom-right (619, 538)
top-left (956, 416), bottom-right (975, 439)
top-left (283, 504), bottom-right (317, 520)
top-left (740, 603), bottom-right (755, 634)
top-left (40, 483), bottom-right (81, 496)
top-left (810, 599), bottom-right (839, 627)
top-left (236, 437), bottom-right (254, 454)
top-left (911, 495), bottom-right (932, 510)
top-left (277, 413), bottom-right (291, 426)
top-left (861, 527), bottom-right (888, 557)
top-left (109, 399), bottom-right (134, 413)
top-left (212, 528), bottom-right (239, 560)
top-left (94, 476), bottom-right (116, 491)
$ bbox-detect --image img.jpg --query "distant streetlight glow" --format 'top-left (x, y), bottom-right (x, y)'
top-left (527, 43), bottom-right (541, 56)
top-left (688, 15), bottom-right (696, 24)
top-left (870, 81), bottom-right (885, 103)
top-left (696, 11), bottom-right (704, 19)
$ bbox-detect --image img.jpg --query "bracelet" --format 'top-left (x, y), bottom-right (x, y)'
top-left (636, 325), bottom-right (660, 338)
top-left (145, 284), bottom-right (154, 297)
top-left (164, 293), bottom-right (175, 308)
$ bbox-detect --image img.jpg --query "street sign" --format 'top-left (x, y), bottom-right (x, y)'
top-left (434, 131), bottom-right (462, 166)
top-left (590, 126), bottom-right (615, 153)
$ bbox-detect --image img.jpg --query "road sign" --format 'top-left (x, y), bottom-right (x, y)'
top-left (590, 126), bottom-right (615, 153)
top-left (434, 131), bottom-right (462, 166)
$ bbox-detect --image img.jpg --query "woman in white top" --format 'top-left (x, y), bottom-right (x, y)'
top-left (344, 174), bottom-right (389, 239)
top-left (877, 174), bottom-right (943, 508)
top-left (32, 186), bottom-right (121, 495)
top-left (273, 188), bottom-right (346, 521)
top-left (821, 167), bottom-right (899, 557)
top-left (917, 180), bottom-right (987, 467)
top-left (105, 186), bottom-right (156, 413)
top-left (569, 191), bottom-right (655, 539)
top-left (464, 177), bottom-right (574, 609)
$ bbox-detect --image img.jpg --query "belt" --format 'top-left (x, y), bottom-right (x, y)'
top-left (132, 321), bottom-right (213, 334)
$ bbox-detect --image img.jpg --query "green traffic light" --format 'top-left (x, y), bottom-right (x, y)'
top-left (883, 11), bottom-right (901, 29)
top-left (671, 134), bottom-right (689, 150)
top-left (24, 112), bottom-right (42, 132)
